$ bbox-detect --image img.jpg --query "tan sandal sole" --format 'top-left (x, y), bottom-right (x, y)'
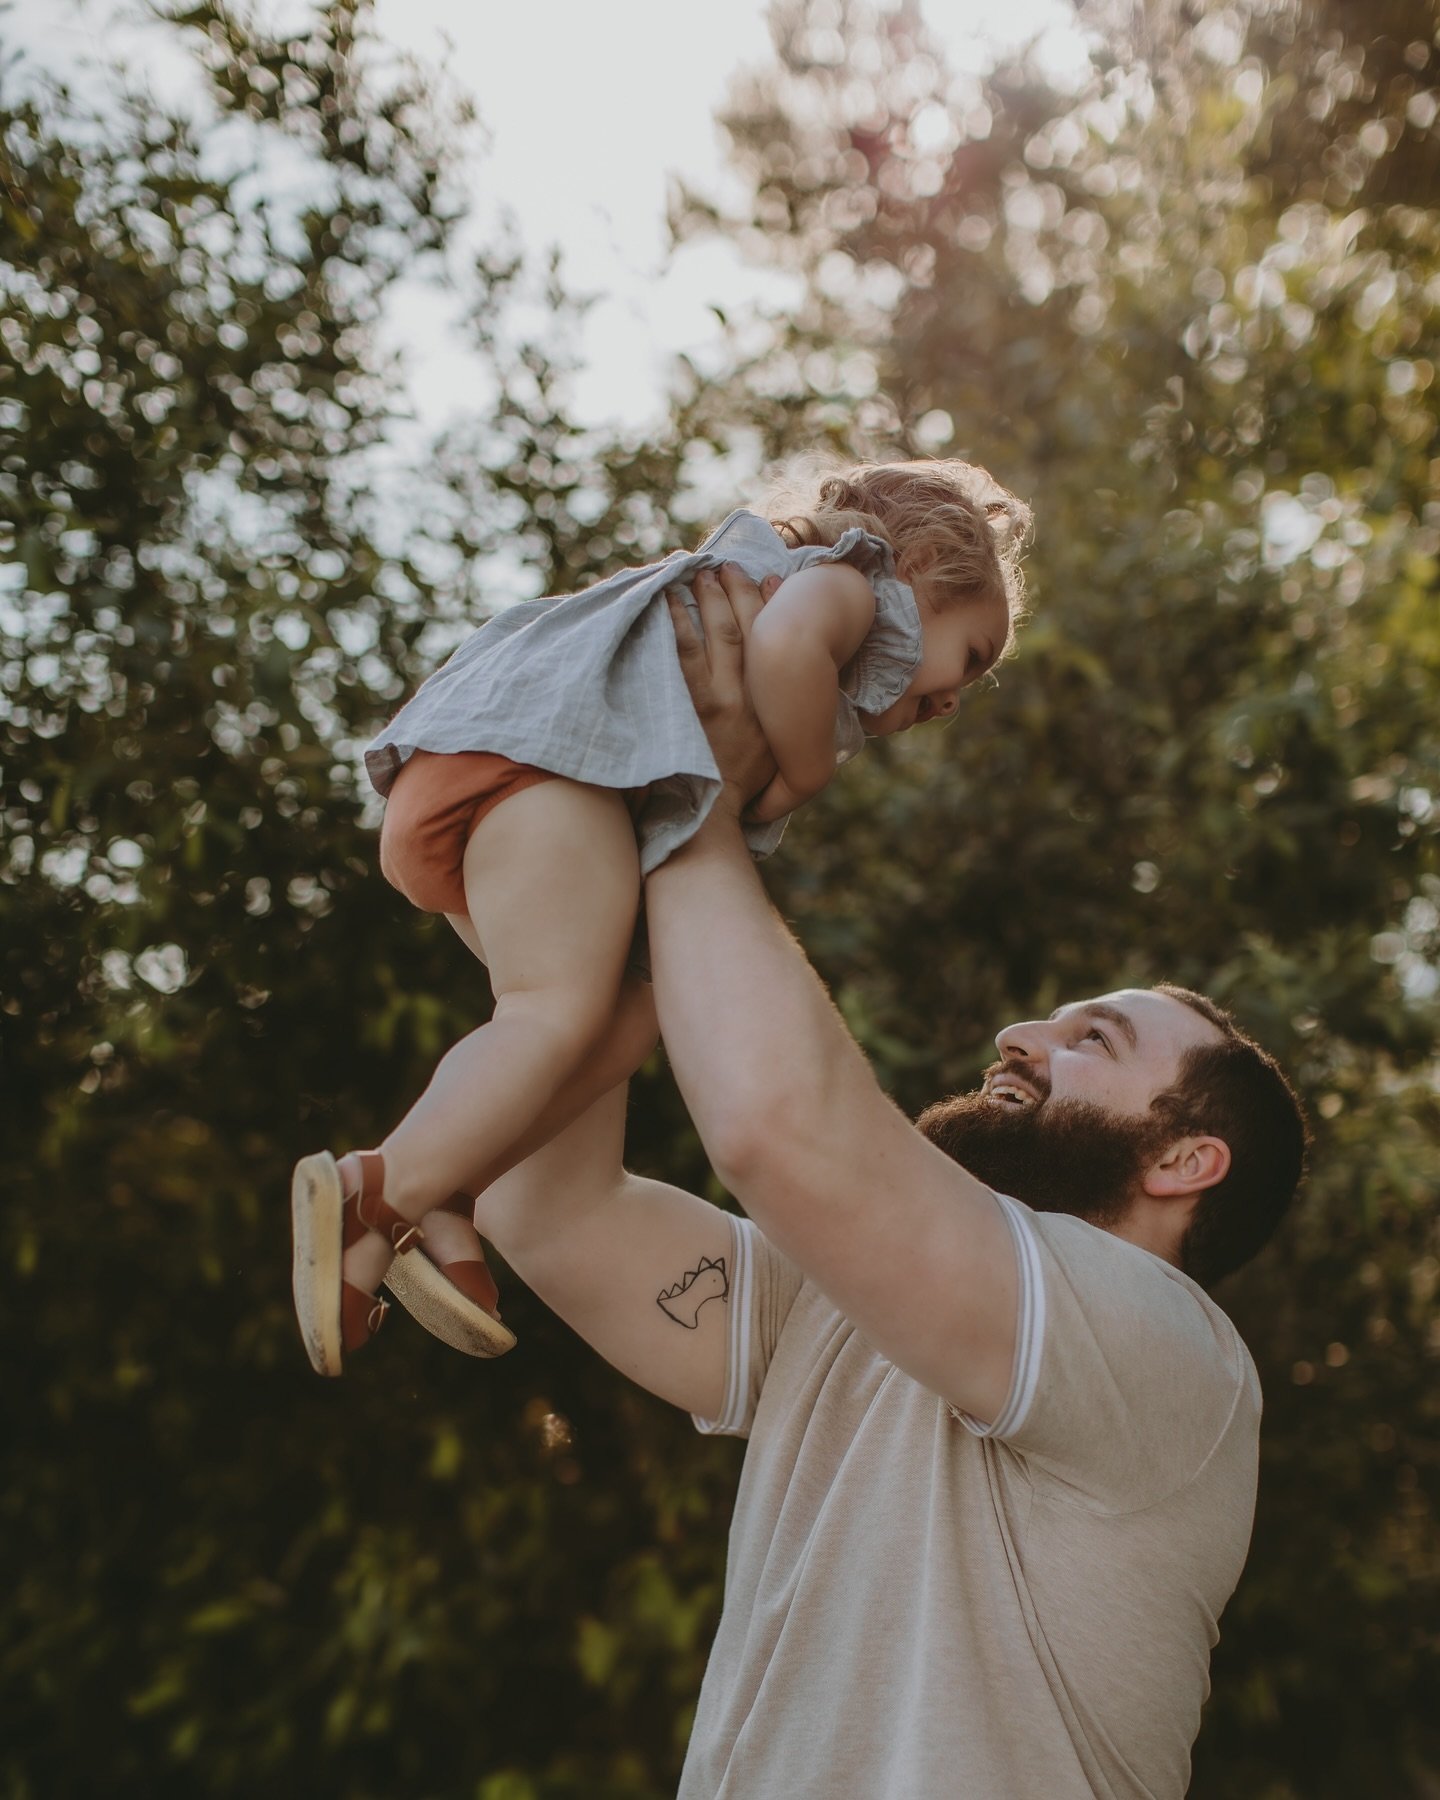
top-left (291, 1151), bottom-right (345, 1376)
top-left (384, 1250), bottom-right (517, 1359)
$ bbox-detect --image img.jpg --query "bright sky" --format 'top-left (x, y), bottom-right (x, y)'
top-left (10, 0), bottom-right (1089, 434)
top-left (369, 0), bottom-right (1089, 428)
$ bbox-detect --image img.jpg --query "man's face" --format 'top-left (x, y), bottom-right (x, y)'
top-left (917, 990), bottom-right (1226, 1225)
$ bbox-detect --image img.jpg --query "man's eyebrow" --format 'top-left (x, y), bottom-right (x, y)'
top-left (1048, 1002), bottom-right (1139, 1051)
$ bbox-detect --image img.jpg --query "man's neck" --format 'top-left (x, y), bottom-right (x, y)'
top-left (1103, 1203), bottom-right (1185, 1270)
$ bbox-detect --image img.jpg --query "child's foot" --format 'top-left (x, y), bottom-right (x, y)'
top-left (383, 1190), bottom-right (516, 1360)
top-left (417, 1206), bottom-right (502, 1312)
top-left (291, 1149), bottom-right (426, 1377)
top-left (292, 1152), bottom-right (515, 1373)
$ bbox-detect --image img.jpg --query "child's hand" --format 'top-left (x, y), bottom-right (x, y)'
top-left (745, 771), bottom-right (815, 825)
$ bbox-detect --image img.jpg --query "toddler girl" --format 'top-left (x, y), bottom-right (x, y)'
top-left (291, 458), bottom-right (1031, 1374)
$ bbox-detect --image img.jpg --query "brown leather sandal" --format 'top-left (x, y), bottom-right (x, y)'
top-left (382, 1190), bottom-right (517, 1360)
top-left (291, 1148), bottom-right (425, 1377)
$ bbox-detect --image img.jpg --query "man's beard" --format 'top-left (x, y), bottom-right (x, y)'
top-left (916, 1062), bottom-right (1174, 1229)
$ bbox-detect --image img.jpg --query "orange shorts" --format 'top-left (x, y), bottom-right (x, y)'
top-left (378, 749), bottom-right (559, 916)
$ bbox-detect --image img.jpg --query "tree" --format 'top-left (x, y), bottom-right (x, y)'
top-left (669, 1), bottom-right (1439, 1790)
top-left (1, 5), bottom-right (722, 1794)
top-left (5, 0), bottom-right (1437, 1793)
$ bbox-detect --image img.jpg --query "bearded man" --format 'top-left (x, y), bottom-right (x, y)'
top-left (464, 565), bottom-right (1308, 1799)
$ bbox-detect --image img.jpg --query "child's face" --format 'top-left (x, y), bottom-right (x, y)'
top-left (858, 586), bottom-right (1008, 737)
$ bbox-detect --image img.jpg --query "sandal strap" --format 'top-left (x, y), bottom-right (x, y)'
top-left (431, 1254), bottom-right (501, 1317)
top-left (430, 1192), bottom-right (499, 1312)
top-left (340, 1150), bottom-right (424, 1255)
top-left (341, 1280), bottom-right (389, 1352)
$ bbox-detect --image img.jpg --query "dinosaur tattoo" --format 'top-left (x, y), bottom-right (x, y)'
top-left (657, 1255), bottom-right (729, 1329)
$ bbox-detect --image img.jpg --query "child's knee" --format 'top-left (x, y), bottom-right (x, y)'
top-left (492, 981), bottom-right (616, 1073)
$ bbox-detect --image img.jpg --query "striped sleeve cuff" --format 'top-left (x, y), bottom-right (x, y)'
top-left (691, 1214), bottom-right (754, 1438)
top-left (956, 1193), bottom-right (1046, 1440)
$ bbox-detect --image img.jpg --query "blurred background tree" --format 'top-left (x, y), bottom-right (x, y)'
top-left (2, 0), bottom-right (1436, 1795)
top-left (2, 5), bottom-right (714, 1795)
top-left (673, 2), bottom-right (1440, 1791)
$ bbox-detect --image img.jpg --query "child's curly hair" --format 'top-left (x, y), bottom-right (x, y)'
top-left (764, 456), bottom-right (1033, 659)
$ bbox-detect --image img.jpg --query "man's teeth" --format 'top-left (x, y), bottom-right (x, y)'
top-left (990, 1082), bottom-right (1033, 1107)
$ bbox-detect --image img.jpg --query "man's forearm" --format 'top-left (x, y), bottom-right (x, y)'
top-left (645, 805), bottom-right (872, 1190)
top-left (652, 559), bottom-right (884, 1200)
top-left (645, 559), bottom-right (1021, 1425)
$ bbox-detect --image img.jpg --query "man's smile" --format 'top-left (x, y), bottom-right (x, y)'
top-left (985, 1073), bottom-right (1041, 1110)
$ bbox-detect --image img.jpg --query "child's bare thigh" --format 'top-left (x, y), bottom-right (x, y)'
top-left (457, 777), bottom-right (641, 1005)
top-left (445, 910), bottom-right (487, 963)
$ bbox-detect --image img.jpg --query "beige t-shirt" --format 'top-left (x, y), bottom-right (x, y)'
top-left (682, 1195), bottom-right (1261, 1800)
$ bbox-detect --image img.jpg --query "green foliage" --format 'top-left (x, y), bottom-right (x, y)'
top-left (673, 1), bottom-right (1440, 1789)
top-left (3, 0), bottom-right (1437, 1794)
top-left (1, 5), bottom-right (709, 1795)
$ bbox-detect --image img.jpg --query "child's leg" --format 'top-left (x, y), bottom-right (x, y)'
top-left (341, 779), bottom-right (640, 1295)
top-left (419, 968), bottom-right (658, 1256)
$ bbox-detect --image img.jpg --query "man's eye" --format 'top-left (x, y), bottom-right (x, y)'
top-left (1085, 1028), bottom-right (1109, 1049)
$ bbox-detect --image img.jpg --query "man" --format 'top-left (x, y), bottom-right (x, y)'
top-left (473, 565), bottom-right (1309, 1798)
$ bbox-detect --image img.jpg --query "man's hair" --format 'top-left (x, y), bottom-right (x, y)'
top-left (1149, 984), bottom-right (1311, 1289)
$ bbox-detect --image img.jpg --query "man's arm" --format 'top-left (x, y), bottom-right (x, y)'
top-left (473, 1077), bottom-right (734, 1420)
top-left (650, 569), bottom-right (1019, 1425)
top-left (452, 566), bottom-right (793, 1419)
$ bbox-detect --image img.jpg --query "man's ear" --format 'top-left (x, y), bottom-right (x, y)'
top-left (1142, 1134), bottom-right (1231, 1199)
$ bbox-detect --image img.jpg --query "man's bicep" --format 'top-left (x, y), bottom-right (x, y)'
top-left (505, 1173), bottom-right (737, 1420)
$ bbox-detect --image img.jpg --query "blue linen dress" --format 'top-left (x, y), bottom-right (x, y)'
top-left (365, 509), bottom-right (923, 875)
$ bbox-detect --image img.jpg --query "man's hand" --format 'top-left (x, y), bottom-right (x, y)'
top-left (668, 564), bottom-right (778, 816)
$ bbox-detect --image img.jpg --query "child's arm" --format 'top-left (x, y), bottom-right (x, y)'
top-left (741, 561), bottom-right (877, 824)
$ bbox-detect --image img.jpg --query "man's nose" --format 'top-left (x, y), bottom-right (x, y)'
top-left (996, 1020), bottom-right (1045, 1063)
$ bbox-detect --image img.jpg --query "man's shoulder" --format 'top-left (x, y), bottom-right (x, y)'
top-left (1017, 1203), bottom-right (1259, 1396)
top-left (991, 1201), bottom-right (1260, 1512)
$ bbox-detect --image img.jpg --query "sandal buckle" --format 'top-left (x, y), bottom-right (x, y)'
top-left (391, 1221), bottom-right (423, 1255)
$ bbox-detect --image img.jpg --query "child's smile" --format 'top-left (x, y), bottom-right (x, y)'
top-left (859, 587), bottom-right (1008, 737)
